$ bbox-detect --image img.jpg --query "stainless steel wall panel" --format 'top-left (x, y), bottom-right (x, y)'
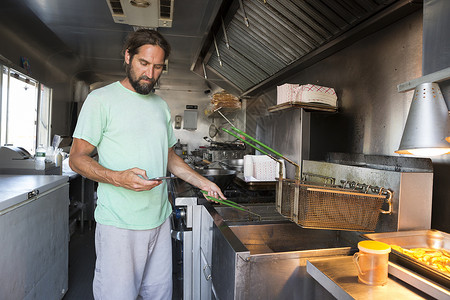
top-left (247, 10), bottom-right (450, 232)
top-left (156, 86), bottom-right (234, 154)
top-left (249, 11), bottom-right (423, 157)
top-left (422, 0), bottom-right (450, 234)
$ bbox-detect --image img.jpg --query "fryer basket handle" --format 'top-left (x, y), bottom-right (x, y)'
top-left (380, 189), bottom-right (393, 214)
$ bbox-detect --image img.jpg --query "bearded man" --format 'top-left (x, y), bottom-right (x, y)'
top-left (69, 29), bottom-right (224, 300)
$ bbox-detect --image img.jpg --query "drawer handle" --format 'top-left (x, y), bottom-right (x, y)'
top-left (203, 264), bottom-right (212, 281)
top-left (27, 189), bottom-right (39, 199)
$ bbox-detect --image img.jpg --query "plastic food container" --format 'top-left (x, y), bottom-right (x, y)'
top-left (353, 240), bottom-right (391, 286)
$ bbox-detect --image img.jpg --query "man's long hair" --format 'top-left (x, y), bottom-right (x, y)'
top-left (122, 29), bottom-right (171, 62)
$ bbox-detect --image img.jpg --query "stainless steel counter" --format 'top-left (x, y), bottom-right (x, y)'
top-left (0, 174), bottom-right (68, 211)
top-left (177, 197), bottom-right (450, 300)
top-left (307, 256), bottom-right (449, 299)
top-left (0, 174), bottom-right (69, 299)
top-left (205, 203), bottom-right (355, 299)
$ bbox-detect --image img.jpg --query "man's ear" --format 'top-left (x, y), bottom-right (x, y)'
top-left (124, 49), bottom-right (131, 65)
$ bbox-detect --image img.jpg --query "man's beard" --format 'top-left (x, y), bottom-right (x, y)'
top-left (126, 64), bottom-right (157, 95)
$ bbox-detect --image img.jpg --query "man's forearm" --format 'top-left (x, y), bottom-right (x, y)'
top-left (69, 155), bottom-right (120, 186)
top-left (167, 148), bottom-right (226, 199)
top-left (167, 151), bottom-right (208, 188)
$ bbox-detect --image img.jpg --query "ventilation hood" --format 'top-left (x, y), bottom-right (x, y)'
top-left (105, 0), bottom-right (174, 28)
top-left (192, 0), bottom-right (422, 97)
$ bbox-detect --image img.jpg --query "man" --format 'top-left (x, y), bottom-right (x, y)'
top-left (69, 29), bottom-right (225, 300)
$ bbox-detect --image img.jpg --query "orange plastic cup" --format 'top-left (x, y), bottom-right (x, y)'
top-left (353, 240), bottom-right (391, 286)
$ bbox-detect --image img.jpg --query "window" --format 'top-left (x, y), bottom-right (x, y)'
top-left (0, 65), bottom-right (52, 154)
top-left (37, 84), bottom-right (52, 149)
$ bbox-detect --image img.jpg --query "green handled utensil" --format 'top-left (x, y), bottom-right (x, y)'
top-left (222, 128), bottom-right (272, 156)
top-left (221, 127), bottom-right (300, 180)
top-left (200, 190), bottom-right (262, 220)
top-left (231, 127), bottom-right (284, 157)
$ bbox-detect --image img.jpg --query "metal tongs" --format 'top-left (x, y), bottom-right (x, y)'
top-left (200, 190), bottom-right (262, 221)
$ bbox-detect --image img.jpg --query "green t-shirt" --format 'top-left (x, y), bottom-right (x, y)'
top-left (73, 81), bottom-right (177, 230)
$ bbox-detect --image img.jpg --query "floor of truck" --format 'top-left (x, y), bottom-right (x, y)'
top-left (63, 223), bottom-right (96, 300)
top-left (63, 222), bottom-right (181, 300)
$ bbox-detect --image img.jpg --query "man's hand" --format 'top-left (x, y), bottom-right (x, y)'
top-left (113, 167), bottom-right (162, 191)
top-left (200, 182), bottom-right (226, 202)
top-left (70, 138), bottom-right (162, 192)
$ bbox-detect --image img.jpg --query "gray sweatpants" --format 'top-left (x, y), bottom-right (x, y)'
top-left (93, 218), bottom-right (172, 300)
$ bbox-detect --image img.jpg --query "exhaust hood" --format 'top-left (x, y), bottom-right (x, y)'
top-left (192, 0), bottom-right (422, 97)
top-left (105, 0), bottom-right (174, 28)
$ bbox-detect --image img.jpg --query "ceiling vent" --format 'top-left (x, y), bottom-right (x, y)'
top-left (106, 0), bottom-right (174, 28)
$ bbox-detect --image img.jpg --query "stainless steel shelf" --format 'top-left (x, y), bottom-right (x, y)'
top-left (397, 67), bottom-right (450, 92)
top-left (268, 102), bottom-right (338, 113)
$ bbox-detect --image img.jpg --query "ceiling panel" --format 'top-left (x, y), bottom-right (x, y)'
top-left (9, 0), bottom-right (223, 86)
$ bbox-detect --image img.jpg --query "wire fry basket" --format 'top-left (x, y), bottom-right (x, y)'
top-left (219, 124), bottom-right (392, 232)
top-left (277, 180), bottom-right (392, 232)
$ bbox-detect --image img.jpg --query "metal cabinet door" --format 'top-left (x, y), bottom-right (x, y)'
top-left (200, 248), bottom-right (212, 300)
top-left (200, 205), bottom-right (214, 299)
top-left (200, 205), bottom-right (214, 263)
top-left (0, 182), bottom-right (69, 300)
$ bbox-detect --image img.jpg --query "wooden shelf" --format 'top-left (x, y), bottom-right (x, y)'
top-left (268, 102), bottom-right (338, 113)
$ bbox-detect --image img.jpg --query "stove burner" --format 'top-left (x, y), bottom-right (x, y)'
top-left (222, 182), bottom-right (275, 204)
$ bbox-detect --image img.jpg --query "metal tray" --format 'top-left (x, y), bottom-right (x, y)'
top-left (363, 230), bottom-right (450, 289)
top-left (234, 174), bottom-right (276, 191)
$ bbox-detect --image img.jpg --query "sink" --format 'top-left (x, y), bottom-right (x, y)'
top-left (209, 203), bottom-right (354, 300)
top-left (210, 203), bottom-right (352, 254)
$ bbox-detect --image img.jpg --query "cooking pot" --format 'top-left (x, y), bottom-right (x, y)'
top-left (219, 159), bottom-right (244, 173)
top-left (196, 169), bottom-right (236, 190)
top-left (172, 168), bottom-right (237, 194)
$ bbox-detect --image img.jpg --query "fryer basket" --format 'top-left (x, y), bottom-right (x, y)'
top-left (277, 180), bottom-right (391, 232)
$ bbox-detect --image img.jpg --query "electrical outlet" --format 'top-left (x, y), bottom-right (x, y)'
top-left (175, 115), bottom-right (182, 129)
